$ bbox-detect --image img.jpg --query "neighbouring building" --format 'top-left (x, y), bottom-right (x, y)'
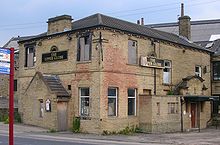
top-left (0, 37), bottom-right (23, 110)
top-left (147, 3), bottom-right (220, 116)
top-left (17, 13), bottom-right (217, 134)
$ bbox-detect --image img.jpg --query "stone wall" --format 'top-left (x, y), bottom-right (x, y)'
top-left (18, 27), bottom-right (212, 133)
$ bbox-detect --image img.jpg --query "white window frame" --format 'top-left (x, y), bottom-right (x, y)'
top-left (79, 87), bottom-right (90, 117)
top-left (195, 65), bottom-right (202, 77)
top-left (108, 88), bottom-right (118, 116)
top-left (128, 88), bottom-right (136, 116)
top-left (163, 60), bottom-right (172, 84)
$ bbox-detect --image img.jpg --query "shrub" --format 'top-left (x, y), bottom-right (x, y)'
top-left (72, 117), bottom-right (80, 133)
top-left (102, 125), bottom-right (140, 135)
top-left (14, 112), bottom-right (22, 123)
top-left (47, 128), bottom-right (57, 133)
top-left (4, 117), bottom-right (9, 124)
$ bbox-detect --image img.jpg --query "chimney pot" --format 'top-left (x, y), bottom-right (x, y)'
top-left (141, 18), bottom-right (144, 25)
top-left (181, 3), bottom-right (184, 17)
top-left (178, 3), bottom-right (191, 40)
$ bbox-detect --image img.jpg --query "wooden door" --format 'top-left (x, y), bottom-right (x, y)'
top-left (191, 103), bottom-right (197, 128)
top-left (57, 102), bottom-right (68, 131)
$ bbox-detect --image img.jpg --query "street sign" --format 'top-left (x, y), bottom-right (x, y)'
top-left (0, 48), bottom-right (10, 74)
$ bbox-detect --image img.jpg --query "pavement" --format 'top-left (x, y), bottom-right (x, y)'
top-left (1, 122), bottom-right (220, 145)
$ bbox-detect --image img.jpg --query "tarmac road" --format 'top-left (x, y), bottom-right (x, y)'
top-left (1, 122), bottom-right (220, 145)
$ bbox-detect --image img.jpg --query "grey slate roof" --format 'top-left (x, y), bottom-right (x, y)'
top-left (26, 72), bottom-right (70, 97)
top-left (42, 74), bottom-right (70, 97)
top-left (147, 19), bottom-right (220, 28)
top-left (173, 75), bottom-right (205, 95)
top-left (146, 18), bottom-right (220, 43)
top-left (210, 39), bottom-right (220, 56)
top-left (19, 13), bottom-right (211, 53)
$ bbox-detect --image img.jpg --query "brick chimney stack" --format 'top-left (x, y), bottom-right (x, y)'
top-left (47, 15), bottom-right (73, 35)
top-left (178, 3), bottom-right (191, 40)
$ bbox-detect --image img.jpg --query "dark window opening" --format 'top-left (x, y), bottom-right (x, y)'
top-left (213, 61), bottom-right (220, 81)
top-left (14, 80), bottom-right (17, 91)
top-left (68, 85), bottom-right (71, 90)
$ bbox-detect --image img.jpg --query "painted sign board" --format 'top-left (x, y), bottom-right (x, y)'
top-left (42, 51), bottom-right (68, 63)
top-left (0, 48), bottom-right (10, 74)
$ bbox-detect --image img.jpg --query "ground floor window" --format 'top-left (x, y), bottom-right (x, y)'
top-left (79, 87), bottom-right (90, 116)
top-left (168, 102), bottom-right (178, 114)
top-left (128, 88), bottom-right (136, 116)
top-left (108, 88), bottom-right (117, 116)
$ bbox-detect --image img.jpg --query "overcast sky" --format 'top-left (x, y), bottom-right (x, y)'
top-left (1, 0), bottom-right (220, 46)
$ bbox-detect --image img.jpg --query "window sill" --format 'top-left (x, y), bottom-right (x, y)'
top-left (126, 63), bottom-right (139, 66)
top-left (213, 80), bottom-right (220, 82)
top-left (80, 116), bottom-right (91, 120)
top-left (128, 115), bottom-right (137, 118)
top-left (76, 61), bottom-right (92, 64)
top-left (24, 66), bottom-right (35, 70)
top-left (108, 115), bottom-right (118, 118)
top-left (162, 83), bottom-right (172, 86)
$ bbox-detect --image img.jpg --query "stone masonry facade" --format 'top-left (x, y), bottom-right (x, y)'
top-left (18, 14), bottom-right (212, 133)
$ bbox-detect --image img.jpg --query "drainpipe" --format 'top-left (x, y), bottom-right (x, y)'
top-left (210, 54), bottom-right (213, 117)
top-left (154, 68), bottom-right (156, 95)
top-left (180, 96), bottom-right (183, 132)
top-left (198, 102), bottom-right (201, 132)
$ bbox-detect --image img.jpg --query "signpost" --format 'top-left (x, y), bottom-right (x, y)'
top-left (0, 47), bottom-right (14, 145)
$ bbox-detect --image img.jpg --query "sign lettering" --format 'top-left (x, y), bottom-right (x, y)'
top-left (42, 51), bottom-right (68, 63)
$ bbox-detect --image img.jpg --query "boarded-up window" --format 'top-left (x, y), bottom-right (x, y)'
top-left (25, 46), bottom-right (36, 67)
top-left (77, 34), bottom-right (92, 61)
top-left (128, 40), bottom-right (137, 64)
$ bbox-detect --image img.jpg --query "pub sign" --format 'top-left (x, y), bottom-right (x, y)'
top-left (42, 50), bottom-right (68, 63)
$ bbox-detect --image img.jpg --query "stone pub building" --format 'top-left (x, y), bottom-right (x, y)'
top-left (17, 13), bottom-right (216, 133)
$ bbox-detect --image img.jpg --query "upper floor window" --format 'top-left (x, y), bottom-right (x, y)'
top-left (25, 46), bottom-right (36, 67)
top-left (128, 40), bottom-right (137, 64)
top-left (163, 60), bottom-right (171, 84)
top-left (195, 66), bottom-right (202, 77)
top-left (77, 34), bottom-right (92, 61)
top-left (213, 61), bottom-right (220, 81)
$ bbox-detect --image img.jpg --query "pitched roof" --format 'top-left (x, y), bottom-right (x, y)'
top-left (146, 19), bottom-right (220, 28)
top-left (146, 18), bottom-right (220, 43)
top-left (42, 74), bottom-right (70, 97)
top-left (27, 72), bottom-right (70, 97)
top-left (19, 13), bottom-right (212, 53)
